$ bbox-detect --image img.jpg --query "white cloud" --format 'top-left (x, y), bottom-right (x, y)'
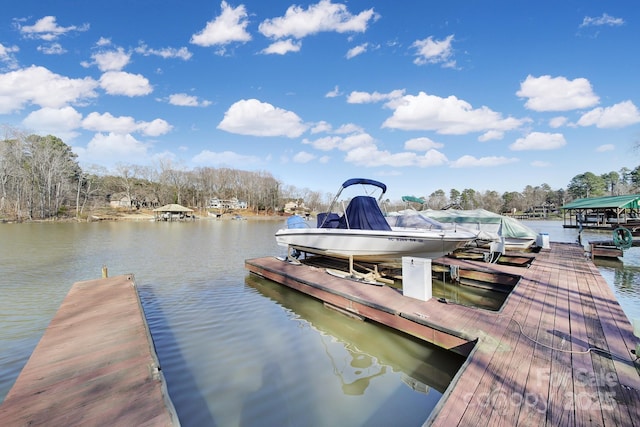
top-left (77, 132), bottom-right (151, 166)
top-left (347, 89), bottom-right (405, 104)
top-left (412, 35), bottom-right (456, 67)
top-left (293, 151), bottom-right (316, 163)
top-left (596, 144), bottom-right (615, 152)
top-left (325, 86), bottom-right (341, 98)
top-left (217, 98), bottom-right (308, 137)
top-left (344, 146), bottom-right (448, 167)
top-left (37, 43), bottom-right (65, 55)
top-left (91, 47), bottom-right (131, 71)
top-left (191, 150), bottom-right (261, 166)
top-left (341, 132), bottom-right (374, 150)
top-left (135, 43), bottom-right (192, 60)
top-left (577, 101), bottom-right (640, 128)
top-left (83, 112), bottom-right (136, 133)
top-left (549, 116), bottom-right (568, 128)
top-left (138, 119), bottom-right (172, 136)
top-left (478, 130), bottom-right (504, 142)
top-left (99, 71), bottom-right (153, 96)
top-left (310, 121), bottom-right (332, 133)
top-left (261, 39), bottom-right (301, 55)
top-left (18, 16), bottom-right (89, 41)
top-left (22, 106), bottom-right (82, 141)
top-left (96, 37), bottom-right (111, 47)
top-left (302, 127), bottom-right (373, 151)
top-left (0, 43), bottom-right (19, 69)
top-left (517, 75), bottom-right (599, 112)
top-left (418, 149), bottom-right (449, 167)
top-left (450, 155), bottom-right (518, 168)
top-left (258, 0), bottom-right (378, 40)
top-left (302, 135), bottom-right (342, 151)
top-left (382, 91), bottom-right (525, 135)
top-left (82, 112), bottom-right (171, 136)
top-left (92, 47), bottom-right (131, 72)
top-left (0, 66), bottom-right (98, 113)
top-left (334, 123), bottom-right (363, 134)
top-left (580, 13), bottom-right (624, 28)
top-left (346, 43), bottom-right (368, 59)
top-left (510, 132), bottom-right (566, 151)
top-left (168, 93), bottom-right (212, 107)
top-left (190, 1), bottom-right (251, 49)
top-left (404, 137), bottom-right (443, 151)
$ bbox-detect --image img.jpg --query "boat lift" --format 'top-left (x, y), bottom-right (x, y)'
top-left (284, 244), bottom-right (395, 286)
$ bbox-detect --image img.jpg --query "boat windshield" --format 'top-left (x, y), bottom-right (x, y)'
top-left (386, 210), bottom-right (453, 230)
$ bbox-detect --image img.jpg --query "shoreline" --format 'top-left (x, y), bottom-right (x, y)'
top-left (2, 210), bottom-right (565, 224)
top-left (1, 211), bottom-right (287, 223)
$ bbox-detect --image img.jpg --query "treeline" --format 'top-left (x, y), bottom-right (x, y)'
top-left (416, 169), bottom-right (639, 214)
top-left (0, 129), bottom-right (283, 220)
top-left (1, 129), bottom-right (639, 220)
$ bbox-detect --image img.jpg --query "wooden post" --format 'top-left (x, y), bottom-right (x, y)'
top-left (102, 265), bottom-right (108, 278)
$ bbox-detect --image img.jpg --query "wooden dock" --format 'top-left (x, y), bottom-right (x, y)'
top-left (245, 243), bottom-right (640, 426)
top-left (0, 275), bottom-right (179, 427)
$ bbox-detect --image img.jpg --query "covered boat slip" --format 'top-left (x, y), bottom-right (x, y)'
top-left (245, 242), bottom-right (640, 426)
top-left (153, 203), bottom-right (195, 221)
top-left (561, 194), bottom-right (640, 231)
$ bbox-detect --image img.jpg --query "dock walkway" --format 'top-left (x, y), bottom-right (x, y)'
top-left (0, 274), bottom-right (178, 426)
top-left (245, 242), bottom-right (640, 426)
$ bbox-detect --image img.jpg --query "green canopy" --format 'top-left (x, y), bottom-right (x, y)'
top-left (561, 195), bottom-right (640, 210)
top-left (421, 208), bottom-right (538, 239)
top-left (401, 195), bottom-right (425, 204)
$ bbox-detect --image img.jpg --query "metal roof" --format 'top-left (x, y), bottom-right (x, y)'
top-left (152, 203), bottom-right (193, 212)
top-left (561, 194), bottom-right (640, 210)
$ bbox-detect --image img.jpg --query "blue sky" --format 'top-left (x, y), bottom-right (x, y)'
top-left (0, 1), bottom-right (639, 201)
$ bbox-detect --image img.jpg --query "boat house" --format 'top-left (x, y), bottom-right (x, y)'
top-left (153, 204), bottom-right (195, 221)
top-left (561, 194), bottom-right (640, 230)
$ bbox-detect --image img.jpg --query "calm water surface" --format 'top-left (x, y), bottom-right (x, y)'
top-left (1, 219), bottom-right (639, 425)
top-left (0, 219), bottom-right (466, 427)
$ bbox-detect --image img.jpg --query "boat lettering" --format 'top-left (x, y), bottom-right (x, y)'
top-left (387, 237), bottom-right (425, 243)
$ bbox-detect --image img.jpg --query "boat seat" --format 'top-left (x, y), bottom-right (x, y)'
top-left (318, 212), bottom-right (340, 228)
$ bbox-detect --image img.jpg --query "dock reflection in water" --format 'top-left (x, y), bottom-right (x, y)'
top-left (3, 219), bottom-right (638, 427)
top-left (245, 274), bottom-right (464, 396)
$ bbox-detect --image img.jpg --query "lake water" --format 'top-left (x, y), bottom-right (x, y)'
top-left (0, 219), bottom-right (464, 427)
top-left (0, 219), bottom-right (638, 426)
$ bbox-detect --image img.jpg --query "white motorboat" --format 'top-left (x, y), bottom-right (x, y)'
top-left (275, 179), bottom-right (479, 261)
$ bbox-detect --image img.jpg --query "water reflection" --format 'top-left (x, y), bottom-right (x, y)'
top-left (430, 278), bottom-right (507, 311)
top-left (245, 274), bottom-right (463, 395)
top-left (1, 219), bottom-right (638, 426)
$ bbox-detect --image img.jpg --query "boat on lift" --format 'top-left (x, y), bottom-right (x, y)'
top-left (275, 178), bottom-right (479, 262)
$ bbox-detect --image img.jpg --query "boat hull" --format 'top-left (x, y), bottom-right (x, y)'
top-left (275, 228), bottom-right (475, 261)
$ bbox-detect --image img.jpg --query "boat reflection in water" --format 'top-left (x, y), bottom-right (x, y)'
top-left (245, 274), bottom-right (465, 397)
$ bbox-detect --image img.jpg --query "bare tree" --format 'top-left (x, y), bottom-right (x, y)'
top-left (76, 165), bottom-right (107, 217)
top-left (113, 163), bottom-right (140, 211)
top-left (427, 189), bottom-right (448, 209)
top-left (158, 159), bottom-right (190, 205)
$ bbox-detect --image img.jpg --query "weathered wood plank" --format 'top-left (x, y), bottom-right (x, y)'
top-left (0, 275), bottom-right (178, 427)
top-left (245, 243), bottom-right (640, 427)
